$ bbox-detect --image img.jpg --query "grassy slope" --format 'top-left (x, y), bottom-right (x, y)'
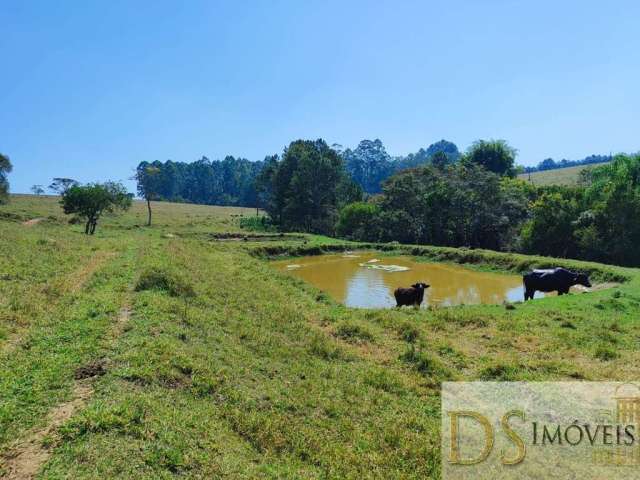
top-left (517, 163), bottom-right (608, 186)
top-left (1, 195), bottom-right (639, 479)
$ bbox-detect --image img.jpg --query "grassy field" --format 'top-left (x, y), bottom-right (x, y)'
top-left (1, 195), bottom-right (639, 479)
top-left (517, 163), bottom-right (608, 186)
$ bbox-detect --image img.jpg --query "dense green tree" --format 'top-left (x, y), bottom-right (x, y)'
top-left (431, 151), bottom-right (449, 170)
top-left (336, 202), bottom-right (382, 240)
top-left (343, 162), bottom-right (530, 249)
top-left (464, 139), bottom-right (517, 177)
top-left (395, 140), bottom-right (461, 171)
top-left (575, 154), bottom-right (640, 265)
top-left (342, 139), bottom-right (394, 194)
top-left (61, 182), bottom-right (132, 234)
top-left (519, 188), bottom-right (583, 258)
top-left (518, 154), bottom-right (640, 266)
top-left (0, 153), bottom-right (12, 203)
top-left (260, 139), bottom-right (362, 234)
top-left (342, 139), bottom-right (462, 193)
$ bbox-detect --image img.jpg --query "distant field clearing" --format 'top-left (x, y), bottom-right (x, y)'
top-left (518, 163), bottom-right (609, 186)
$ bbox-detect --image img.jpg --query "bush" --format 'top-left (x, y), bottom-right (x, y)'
top-left (60, 181), bottom-right (132, 234)
top-left (308, 332), bottom-right (344, 360)
top-left (335, 202), bottom-right (381, 241)
top-left (363, 368), bottom-right (405, 394)
top-left (335, 322), bottom-right (375, 344)
top-left (479, 362), bottom-right (522, 380)
top-left (135, 267), bottom-right (195, 298)
top-left (396, 322), bottom-right (420, 343)
top-left (239, 215), bottom-right (277, 232)
top-left (400, 346), bottom-right (451, 379)
top-left (594, 346), bottom-right (618, 361)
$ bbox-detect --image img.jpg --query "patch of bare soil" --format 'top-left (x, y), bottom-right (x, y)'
top-left (74, 360), bottom-right (107, 380)
top-left (590, 282), bottom-right (622, 292)
top-left (66, 251), bottom-right (116, 294)
top-left (21, 218), bottom-right (44, 227)
top-left (0, 334), bottom-right (22, 356)
top-left (108, 306), bottom-right (131, 340)
top-left (0, 305), bottom-right (131, 479)
top-left (0, 381), bottom-right (93, 480)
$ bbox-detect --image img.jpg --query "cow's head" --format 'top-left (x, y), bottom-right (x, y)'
top-left (574, 272), bottom-right (592, 288)
top-left (412, 282), bottom-right (430, 290)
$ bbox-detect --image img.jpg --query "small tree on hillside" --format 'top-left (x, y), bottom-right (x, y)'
top-left (31, 185), bottom-right (45, 195)
top-left (0, 153), bottom-right (12, 204)
top-left (61, 182), bottom-right (132, 234)
top-left (49, 177), bottom-right (79, 195)
top-left (134, 165), bottom-right (162, 226)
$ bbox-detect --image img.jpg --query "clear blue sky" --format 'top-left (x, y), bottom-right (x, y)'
top-left (2, 0), bottom-right (639, 193)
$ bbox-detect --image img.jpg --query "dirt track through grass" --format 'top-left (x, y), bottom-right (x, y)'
top-left (1, 381), bottom-right (94, 480)
top-left (1, 302), bottom-right (133, 479)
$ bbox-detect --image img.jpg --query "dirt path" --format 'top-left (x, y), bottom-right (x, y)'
top-left (21, 218), bottom-right (44, 227)
top-left (66, 251), bottom-right (116, 294)
top-left (0, 382), bottom-right (93, 480)
top-left (0, 304), bottom-right (132, 479)
top-left (0, 252), bottom-right (116, 357)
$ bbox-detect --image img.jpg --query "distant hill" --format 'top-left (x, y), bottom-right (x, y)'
top-left (518, 163), bottom-right (609, 186)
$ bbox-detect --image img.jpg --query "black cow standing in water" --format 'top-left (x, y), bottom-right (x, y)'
top-left (523, 268), bottom-right (591, 301)
top-left (394, 282), bottom-right (430, 307)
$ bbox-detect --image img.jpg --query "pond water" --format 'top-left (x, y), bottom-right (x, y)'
top-left (273, 252), bottom-right (547, 308)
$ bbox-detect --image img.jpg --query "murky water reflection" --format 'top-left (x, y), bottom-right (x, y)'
top-left (273, 252), bottom-right (543, 308)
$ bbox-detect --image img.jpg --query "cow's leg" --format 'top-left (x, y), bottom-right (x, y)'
top-left (524, 289), bottom-right (533, 301)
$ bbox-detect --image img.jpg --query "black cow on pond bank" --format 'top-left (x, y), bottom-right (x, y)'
top-left (394, 282), bottom-right (430, 307)
top-left (523, 268), bottom-right (591, 301)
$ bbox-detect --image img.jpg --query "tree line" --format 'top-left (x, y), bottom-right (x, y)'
top-left (253, 138), bottom-right (640, 268)
top-left (522, 154), bottom-right (613, 173)
top-left (3, 141), bottom-right (640, 267)
top-left (135, 139), bottom-right (463, 206)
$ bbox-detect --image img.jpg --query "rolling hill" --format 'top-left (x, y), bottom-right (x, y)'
top-left (518, 163), bottom-right (609, 186)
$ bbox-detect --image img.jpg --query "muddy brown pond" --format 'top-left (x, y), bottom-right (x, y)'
top-left (273, 252), bottom-right (549, 308)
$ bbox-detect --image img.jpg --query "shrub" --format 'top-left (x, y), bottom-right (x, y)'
top-left (400, 346), bottom-right (451, 379)
top-left (363, 368), bottom-right (405, 394)
top-left (335, 202), bottom-right (381, 241)
top-left (239, 215), bottom-right (277, 232)
top-left (308, 332), bottom-right (344, 360)
top-left (60, 181), bottom-right (132, 234)
top-left (135, 267), bottom-right (195, 298)
top-left (479, 362), bottom-right (522, 380)
top-left (335, 322), bottom-right (375, 344)
top-left (594, 346), bottom-right (618, 361)
top-left (396, 322), bottom-right (420, 343)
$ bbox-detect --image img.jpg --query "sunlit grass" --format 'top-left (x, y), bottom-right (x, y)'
top-left (1, 194), bottom-right (639, 478)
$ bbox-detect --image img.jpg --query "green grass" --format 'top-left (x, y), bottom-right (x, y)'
top-left (517, 163), bottom-right (609, 186)
top-left (1, 194), bottom-right (640, 478)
